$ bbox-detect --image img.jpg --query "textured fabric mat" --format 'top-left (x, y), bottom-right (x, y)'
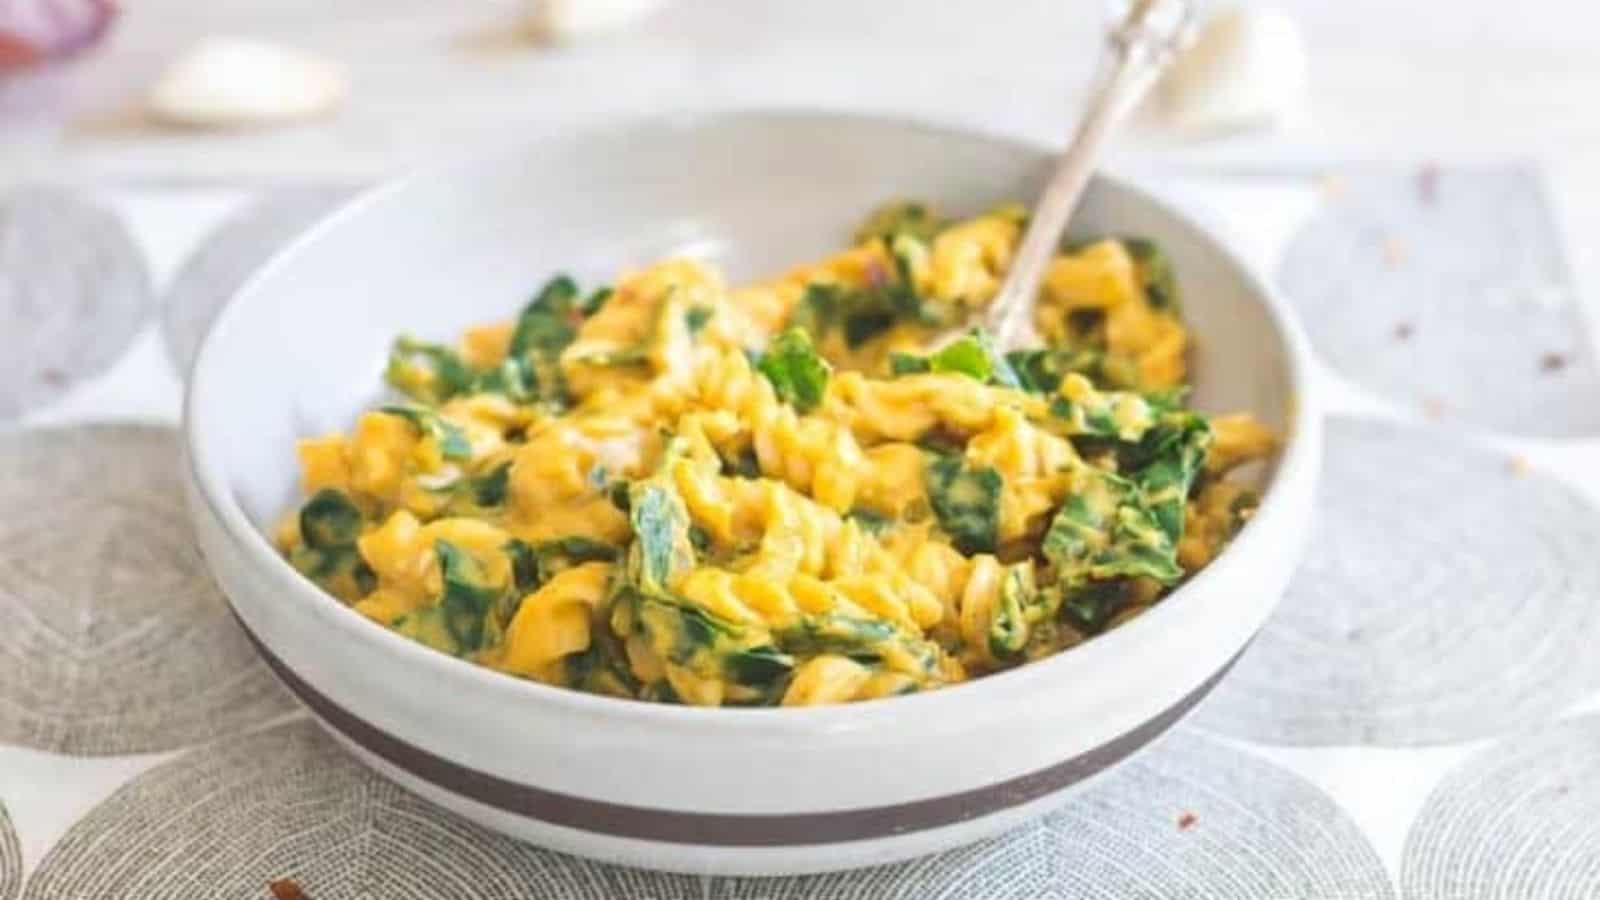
top-left (1278, 164), bottom-right (1600, 437)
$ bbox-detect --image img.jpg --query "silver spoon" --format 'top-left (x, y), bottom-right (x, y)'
top-left (983, 0), bottom-right (1196, 350)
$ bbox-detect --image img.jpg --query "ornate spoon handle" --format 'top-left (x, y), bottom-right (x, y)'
top-left (984, 0), bottom-right (1196, 349)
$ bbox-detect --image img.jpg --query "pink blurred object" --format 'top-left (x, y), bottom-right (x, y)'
top-left (0, 0), bottom-right (115, 71)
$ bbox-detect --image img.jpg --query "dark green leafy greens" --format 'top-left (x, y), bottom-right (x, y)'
top-left (1041, 475), bottom-right (1179, 587)
top-left (427, 460), bottom-right (514, 513)
top-left (384, 274), bottom-right (594, 406)
top-left (1040, 411), bottom-right (1211, 593)
top-left (378, 404), bottom-right (473, 461)
top-left (755, 327), bottom-right (831, 413)
top-left (287, 489), bottom-right (375, 596)
top-left (889, 329), bottom-right (1021, 388)
top-left (1047, 382), bottom-right (1155, 443)
top-left (986, 563), bottom-right (1036, 660)
top-left (611, 464), bottom-right (712, 670)
top-left (685, 305), bottom-right (715, 336)
top-left (723, 646), bottom-right (797, 687)
top-left (724, 446), bottom-right (762, 480)
top-left (846, 507), bottom-right (894, 536)
top-left (1128, 412), bottom-right (1212, 546)
top-left (504, 536), bottom-right (620, 597)
top-left (1059, 580), bottom-right (1127, 632)
top-left (467, 461), bottom-right (511, 506)
top-left (385, 336), bottom-right (477, 404)
top-left (299, 488), bottom-right (362, 549)
top-left (925, 455), bottom-right (1003, 555)
top-left (470, 355), bottom-right (538, 402)
top-left (776, 612), bottom-right (939, 678)
top-left (854, 201), bottom-right (945, 244)
top-left (435, 540), bottom-right (499, 652)
top-left (509, 275), bottom-right (580, 358)
top-left (1124, 237), bottom-right (1178, 311)
top-left (1005, 347), bottom-right (1105, 393)
top-left (391, 540), bottom-right (507, 657)
top-left (500, 535), bottom-right (618, 630)
top-left (580, 286), bottom-right (613, 317)
top-left (561, 639), bottom-right (638, 698)
top-left (789, 276), bottom-right (953, 349)
top-left (626, 479), bottom-right (696, 593)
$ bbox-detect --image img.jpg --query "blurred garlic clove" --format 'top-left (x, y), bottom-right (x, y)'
top-left (527, 0), bottom-right (668, 42)
top-left (146, 37), bottom-right (345, 129)
top-left (1160, 6), bottom-right (1308, 137)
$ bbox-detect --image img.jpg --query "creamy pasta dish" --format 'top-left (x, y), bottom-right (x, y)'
top-left (278, 202), bottom-right (1275, 707)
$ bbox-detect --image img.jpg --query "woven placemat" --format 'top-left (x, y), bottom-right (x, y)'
top-left (1194, 416), bottom-right (1600, 746)
top-left (0, 802), bottom-right (17, 900)
top-left (23, 722), bottom-right (1392, 900)
top-left (1401, 713), bottom-right (1600, 899)
top-left (0, 188), bottom-right (151, 422)
top-left (1279, 164), bottom-right (1600, 437)
top-left (0, 426), bottom-right (293, 755)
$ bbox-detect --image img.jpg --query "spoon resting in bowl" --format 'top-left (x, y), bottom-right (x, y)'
top-left (983, 0), bottom-right (1196, 350)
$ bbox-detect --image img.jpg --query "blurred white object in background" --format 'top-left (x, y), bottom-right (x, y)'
top-left (146, 37), bottom-right (345, 129)
top-left (526, 0), bottom-right (668, 42)
top-left (1159, 5), bottom-right (1307, 136)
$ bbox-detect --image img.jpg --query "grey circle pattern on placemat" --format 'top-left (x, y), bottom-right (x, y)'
top-left (0, 799), bottom-right (19, 900)
top-left (1194, 416), bottom-right (1600, 747)
top-left (1401, 714), bottom-right (1600, 899)
top-left (1279, 164), bottom-right (1600, 437)
top-left (161, 185), bottom-right (358, 377)
top-left (0, 425), bottom-right (293, 755)
top-left (22, 719), bottom-right (702, 900)
top-left (23, 722), bottom-right (1388, 900)
top-left (706, 730), bottom-right (1392, 900)
top-left (0, 187), bottom-right (153, 420)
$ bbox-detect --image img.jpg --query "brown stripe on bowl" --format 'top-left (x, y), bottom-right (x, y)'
top-left (238, 614), bottom-right (1246, 847)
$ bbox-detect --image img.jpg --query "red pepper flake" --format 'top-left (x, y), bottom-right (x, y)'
top-left (1177, 810), bottom-right (1198, 831)
top-left (1393, 322), bottom-right (1414, 341)
top-left (1422, 397), bottom-right (1448, 420)
top-left (1541, 352), bottom-right (1569, 373)
top-left (269, 880), bottom-right (309, 900)
top-left (1417, 163), bottom-right (1440, 206)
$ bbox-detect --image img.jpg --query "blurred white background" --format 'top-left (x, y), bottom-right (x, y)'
top-left (1, 0), bottom-right (1594, 172)
top-left (4, 0), bottom-right (1598, 287)
top-left (12, 0), bottom-right (1594, 300)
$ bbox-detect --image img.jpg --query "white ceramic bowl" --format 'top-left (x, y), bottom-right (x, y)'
top-left (184, 111), bottom-right (1321, 876)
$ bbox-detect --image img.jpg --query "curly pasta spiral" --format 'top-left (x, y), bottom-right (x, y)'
top-left (492, 561), bottom-right (614, 682)
top-left (671, 462), bottom-right (943, 629)
top-left (824, 370), bottom-right (1046, 444)
top-left (688, 348), bottom-right (868, 512)
top-left (882, 525), bottom-right (1041, 671)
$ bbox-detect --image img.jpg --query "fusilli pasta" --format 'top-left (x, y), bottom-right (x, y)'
top-left (278, 200), bottom-right (1275, 706)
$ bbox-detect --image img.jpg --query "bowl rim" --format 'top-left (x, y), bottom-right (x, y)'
top-left (185, 107), bottom-right (1320, 736)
